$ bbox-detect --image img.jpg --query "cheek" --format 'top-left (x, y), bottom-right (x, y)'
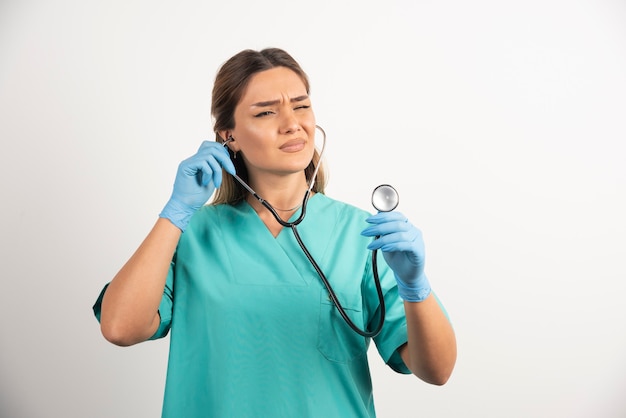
top-left (242, 140), bottom-right (269, 163)
top-left (235, 126), bottom-right (269, 155)
top-left (303, 112), bottom-right (316, 128)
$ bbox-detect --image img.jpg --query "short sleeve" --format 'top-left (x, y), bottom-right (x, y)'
top-left (92, 284), bottom-right (109, 323)
top-left (363, 250), bottom-right (453, 374)
top-left (91, 260), bottom-right (175, 341)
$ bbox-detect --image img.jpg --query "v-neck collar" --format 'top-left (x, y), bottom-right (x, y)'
top-left (240, 193), bottom-right (321, 239)
top-left (219, 194), bottom-right (324, 287)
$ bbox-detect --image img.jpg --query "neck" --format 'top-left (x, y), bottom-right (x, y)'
top-left (245, 172), bottom-right (310, 218)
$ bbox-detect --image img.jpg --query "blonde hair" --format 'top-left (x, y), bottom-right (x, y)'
top-left (210, 48), bottom-right (326, 206)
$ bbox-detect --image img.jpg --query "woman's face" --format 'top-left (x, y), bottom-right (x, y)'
top-left (224, 66), bottom-right (316, 182)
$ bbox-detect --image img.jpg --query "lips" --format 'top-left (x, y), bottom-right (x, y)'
top-left (279, 139), bottom-right (306, 153)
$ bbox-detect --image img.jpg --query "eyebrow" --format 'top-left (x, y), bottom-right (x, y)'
top-left (250, 95), bottom-right (309, 107)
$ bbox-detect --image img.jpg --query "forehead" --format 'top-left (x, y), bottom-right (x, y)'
top-left (240, 67), bottom-right (307, 103)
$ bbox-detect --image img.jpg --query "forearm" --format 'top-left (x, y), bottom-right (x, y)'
top-left (400, 294), bottom-right (457, 385)
top-left (100, 217), bottom-right (181, 346)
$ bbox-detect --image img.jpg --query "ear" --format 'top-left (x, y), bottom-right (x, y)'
top-left (217, 130), bottom-right (230, 143)
top-left (219, 130), bottom-right (238, 151)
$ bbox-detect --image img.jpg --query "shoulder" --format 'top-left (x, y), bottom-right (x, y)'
top-left (185, 202), bottom-right (248, 233)
top-left (314, 193), bottom-right (364, 212)
top-left (314, 193), bottom-right (371, 219)
top-left (201, 201), bottom-right (248, 217)
top-left (311, 194), bottom-right (372, 236)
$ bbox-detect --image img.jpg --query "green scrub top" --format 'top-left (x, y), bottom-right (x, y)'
top-left (95, 193), bottom-right (411, 417)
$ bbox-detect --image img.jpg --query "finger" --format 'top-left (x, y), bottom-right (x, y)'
top-left (213, 146), bottom-right (236, 175)
top-left (198, 160), bottom-right (215, 187)
top-left (361, 219), bottom-right (412, 237)
top-left (366, 223), bottom-right (420, 247)
top-left (181, 155), bottom-right (209, 178)
top-left (197, 141), bottom-right (236, 175)
top-left (205, 154), bottom-right (223, 187)
top-left (368, 236), bottom-right (414, 252)
top-left (365, 211), bottom-right (408, 225)
top-left (196, 140), bottom-right (215, 152)
top-left (366, 229), bottom-right (419, 251)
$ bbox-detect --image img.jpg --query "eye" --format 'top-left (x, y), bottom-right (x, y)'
top-left (295, 105), bottom-right (311, 111)
top-left (254, 110), bottom-right (275, 117)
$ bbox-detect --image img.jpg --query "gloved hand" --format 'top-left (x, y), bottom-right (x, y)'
top-left (159, 141), bottom-right (235, 232)
top-left (361, 211), bottom-right (431, 302)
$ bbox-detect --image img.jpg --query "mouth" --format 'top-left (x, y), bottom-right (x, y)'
top-left (279, 139), bottom-right (306, 153)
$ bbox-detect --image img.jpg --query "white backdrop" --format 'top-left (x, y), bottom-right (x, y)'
top-left (1, 1), bottom-right (625, 417)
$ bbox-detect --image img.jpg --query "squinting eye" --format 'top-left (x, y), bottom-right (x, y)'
top-left (254, 111), bottom-right (274, 117)
top-left (295, 105), bottom-right (311, 110)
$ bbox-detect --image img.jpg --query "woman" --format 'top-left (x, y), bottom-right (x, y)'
top-left (94, 47), bottom-right (456, 417)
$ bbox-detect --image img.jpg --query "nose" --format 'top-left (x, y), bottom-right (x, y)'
top-left (279, 107), bottom-right (300, 134)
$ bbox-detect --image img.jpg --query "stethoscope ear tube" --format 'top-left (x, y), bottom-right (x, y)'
top-left (261, 189), bottom-right (309, 228)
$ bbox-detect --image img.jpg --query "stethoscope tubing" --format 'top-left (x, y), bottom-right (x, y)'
top-left (222, 126), bottom-right (386, 338)
top-left (291, 223), bottom-right (386, 338)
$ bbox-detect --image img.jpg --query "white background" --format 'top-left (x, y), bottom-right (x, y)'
top-left (1, 1), bottom-right (625, 417)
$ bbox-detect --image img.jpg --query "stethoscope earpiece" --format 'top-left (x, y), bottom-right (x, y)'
top-left (223, 135), bottom-right (235, 147)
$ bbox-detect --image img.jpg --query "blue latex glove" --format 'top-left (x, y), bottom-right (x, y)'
top-left (361, 211), bottom-right (431, 302)
top-left (159, 141), bottom-right (235, 232)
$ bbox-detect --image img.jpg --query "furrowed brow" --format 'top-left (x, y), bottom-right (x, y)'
top-left (251, 95), bottom-right (309, 107)
top-left (291, 95), bottom-right (309, 103)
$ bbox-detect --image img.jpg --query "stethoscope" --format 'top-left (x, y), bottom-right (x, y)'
top-left (223, 126), bottom-right (399, 338)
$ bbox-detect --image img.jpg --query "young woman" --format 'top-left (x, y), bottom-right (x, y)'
top-left (94, 47), bottom-right (456, 417)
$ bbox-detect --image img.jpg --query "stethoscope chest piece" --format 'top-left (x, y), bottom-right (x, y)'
top-left (372, 184), bottom-right (399, 212)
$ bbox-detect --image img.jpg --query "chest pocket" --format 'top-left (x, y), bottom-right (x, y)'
top-left (317, 290), bottom-right (368, 363)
